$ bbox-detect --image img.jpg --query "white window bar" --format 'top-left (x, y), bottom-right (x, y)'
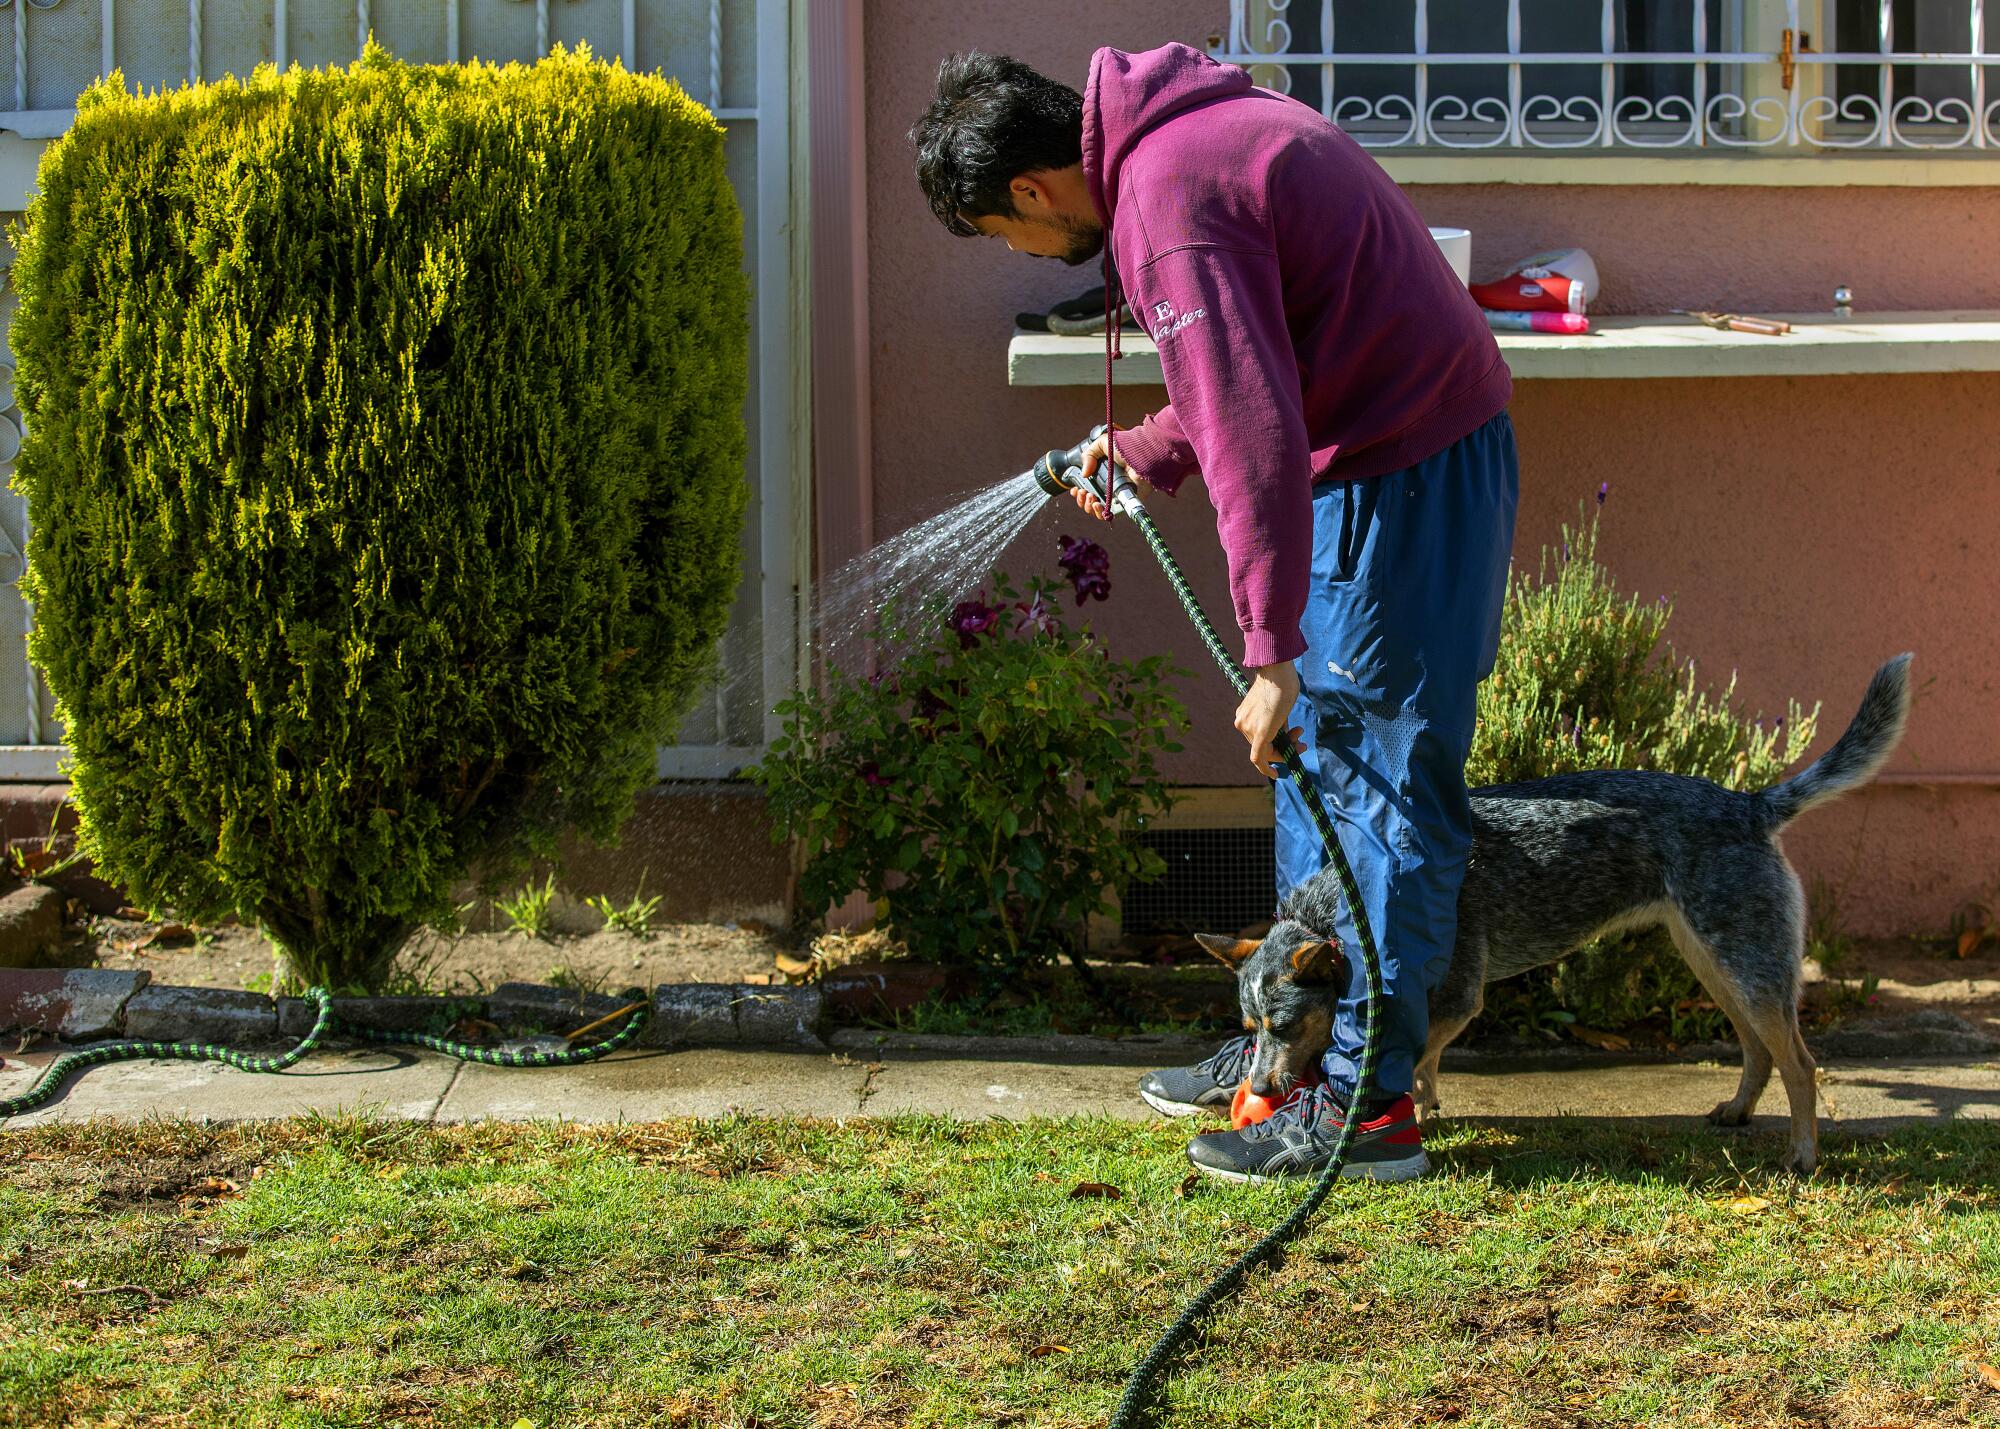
top-left (1972, 0), bottom-right (1987, 146)
top-left (1507, 0), bottom-right (1523, 147)
top-left (1213, 0), bottom-right (2000, 150)
top-left (1414, 0), bottom-right (1429, 147)
top-left (709, 0), bottom-right (720, 111)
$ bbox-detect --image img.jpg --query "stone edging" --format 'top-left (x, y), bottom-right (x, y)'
top-left (0, 968), bottom-right (825, 1051)
top-left (3, 968), bottom-right (1994, 1063)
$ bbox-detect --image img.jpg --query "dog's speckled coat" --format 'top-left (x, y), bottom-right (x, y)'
top-left (1204, 654), bottom-right (1913, 1173)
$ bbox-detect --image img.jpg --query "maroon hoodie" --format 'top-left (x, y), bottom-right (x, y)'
top-left (1083, 44), bottom-right (1510, 668)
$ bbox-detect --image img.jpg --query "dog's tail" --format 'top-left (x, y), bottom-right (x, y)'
top-left (1754, 653), bottom-right (1913, 830)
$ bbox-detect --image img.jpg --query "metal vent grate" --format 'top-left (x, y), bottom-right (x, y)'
top-left (1121, 825), bottom-right (1276, 940)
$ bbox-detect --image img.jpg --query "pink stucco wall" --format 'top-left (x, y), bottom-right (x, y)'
top-left (854, 2), bottom-right (2000, 936)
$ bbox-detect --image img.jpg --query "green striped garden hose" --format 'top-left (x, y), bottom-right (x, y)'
top-left (0, 985), bottom-right (651, 1120)
top-left (1105, 499), bottom-right (1386, 1429)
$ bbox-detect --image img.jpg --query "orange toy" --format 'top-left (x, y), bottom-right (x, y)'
top-left (1228, 1068), bottom-right (1324, 1129)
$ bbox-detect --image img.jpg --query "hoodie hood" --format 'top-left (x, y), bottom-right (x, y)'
top-left (1082, 43), bottom-right (1254, 228)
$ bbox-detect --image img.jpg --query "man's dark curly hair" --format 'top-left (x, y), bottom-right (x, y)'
top-left (909, 52), bottom-right (1084, 236)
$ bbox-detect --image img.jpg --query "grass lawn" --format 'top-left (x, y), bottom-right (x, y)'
top-left (3, 1112), bottom-right (1998, 1427)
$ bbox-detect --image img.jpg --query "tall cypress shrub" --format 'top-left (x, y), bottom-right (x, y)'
top-left (10, 43), bottom-right (748, 992)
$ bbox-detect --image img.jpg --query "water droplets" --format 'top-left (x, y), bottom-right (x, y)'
top-left (812, 472), bottom-right (1053, 672)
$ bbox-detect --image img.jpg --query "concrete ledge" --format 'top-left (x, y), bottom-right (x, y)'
top-left (1009, 311), bottom-right (2000, 385)
top-left (1804, 1009), bottom-right (2000, 1059)
top-left (647, 983), bottom-right (824, 1050)
top-left (273, 994), bottom-right (479, 1041)
top-left (0, 972), bottom-right (826, 1052)
top-left (0, 968), bottom-right (150, 1040)
top-left (124, 985), bottom-right (277, 1045)
top-left (485, 981), bottom-right (637, 1031)
top-left (1377, 150), bottom-right (2000, 188)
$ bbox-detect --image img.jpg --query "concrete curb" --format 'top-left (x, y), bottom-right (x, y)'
top-left (0, 970), bottom-right (826, 1051)
top-left (0, 967), bottom-right (151, 1040)
top-left (2, 967), bottom-right (1991, 1064)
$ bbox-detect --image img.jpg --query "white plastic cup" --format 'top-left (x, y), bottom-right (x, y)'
top-left (1429, 226), bottom-right (1472, 287)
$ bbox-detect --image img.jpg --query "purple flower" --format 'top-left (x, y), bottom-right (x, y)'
top-left (1057, 535), bottom-right (1111, 605)
top-left (948, 597), bottom-right (999, 647)
top-left (1561, 541), bottom-right (1571, 562)
top-left (1015, 594), bottom-right (1058, 637)
top-left (1597, 481), bottom-right (1610, 507)
top-left (859, 760), bottom-right (892, 789)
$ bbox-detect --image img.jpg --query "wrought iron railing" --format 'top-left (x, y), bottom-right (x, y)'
top-left (1210, 0), bottom-right (1996, 150)
top-left (0, 0), bottom-right (754, 122)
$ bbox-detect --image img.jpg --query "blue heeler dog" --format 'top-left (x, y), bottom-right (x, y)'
top-left (1198, 654), bottom-right (1913, 1174)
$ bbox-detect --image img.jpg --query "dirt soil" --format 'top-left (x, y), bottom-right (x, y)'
top-left (1797, 939), bottom-right (2000, 1040)
top-left (82, 916), bottom-right (796, 997)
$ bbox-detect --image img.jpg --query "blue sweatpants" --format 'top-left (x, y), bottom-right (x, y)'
top-left (1272, 410), bottom-right (1519, 1101)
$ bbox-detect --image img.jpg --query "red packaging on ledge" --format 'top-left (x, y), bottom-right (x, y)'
top-left (1469, 247), bottom-right (1599, 315)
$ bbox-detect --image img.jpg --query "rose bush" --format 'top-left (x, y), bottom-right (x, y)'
top-left (756, 565), bottom-right (1185, 987)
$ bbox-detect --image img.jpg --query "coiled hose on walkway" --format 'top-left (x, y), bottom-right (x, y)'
top-left (0, 985), bottom-right (652, 1119)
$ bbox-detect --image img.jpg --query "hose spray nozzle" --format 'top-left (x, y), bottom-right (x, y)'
top-left (1028, 423), bottom-right (1144, 518)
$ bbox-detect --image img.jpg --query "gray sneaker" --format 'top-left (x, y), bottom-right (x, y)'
top-left (1137, 1033), bottom-right (1257, 1118)
top-left (1185, 1085), bottom-right (1429, 1184)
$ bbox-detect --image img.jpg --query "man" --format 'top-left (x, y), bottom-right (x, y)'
top-left (910, 45), bottom-right (1517, 1182)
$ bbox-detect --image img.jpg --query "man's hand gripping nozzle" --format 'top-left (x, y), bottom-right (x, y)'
top-left (1028, 423), bottom-right (1146, 520)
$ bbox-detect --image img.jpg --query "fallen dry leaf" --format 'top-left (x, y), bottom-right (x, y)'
top-left (1176, 1171), bottom-right (1200, 1199)
top-left (1028, 1344), bottom-right (1071, 1358)
top-left (1569, 1025), bottom-right (1631, 1052)
top-left (116, 923), bottom-right (197, 955)
top-left (1976, 1363), bottom-right (2000, 1392)
top-left (774, 952), bottom-right (816, 981)
top-left (1960, 927), bottom-right (1989, 959)
top-left (1726, 1194), bottom-right (1772, 1214)
top-left (1068, 1182), bottom-right (1122, 1201)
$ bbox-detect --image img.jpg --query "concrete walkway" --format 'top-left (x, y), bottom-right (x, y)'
top-left (5, 1030), bottom-right (2000, 1135)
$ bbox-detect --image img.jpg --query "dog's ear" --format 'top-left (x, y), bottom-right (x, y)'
top-left (1194, 933), bottom-right (1259, 968)
top-left (1287, 939), bottom-right (1341, 984)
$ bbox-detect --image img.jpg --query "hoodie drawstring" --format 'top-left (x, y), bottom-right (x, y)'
top-left (1102, 244), bottom-right (1120, 524)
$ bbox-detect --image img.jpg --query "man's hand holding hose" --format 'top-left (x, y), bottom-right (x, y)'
top-left (1077, 425), bottom-right (1308, 776)
top-left (1236, 661), bottom-right (1307, 779)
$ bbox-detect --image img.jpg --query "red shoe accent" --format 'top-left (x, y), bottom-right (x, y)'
top-left (1363, 1094), bottom-right (1424, 1146)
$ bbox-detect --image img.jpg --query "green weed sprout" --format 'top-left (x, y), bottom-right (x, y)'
top-left (496, 874), bottom-right (559, 941)
top-left (586, 872), bottom-right (663, 938)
